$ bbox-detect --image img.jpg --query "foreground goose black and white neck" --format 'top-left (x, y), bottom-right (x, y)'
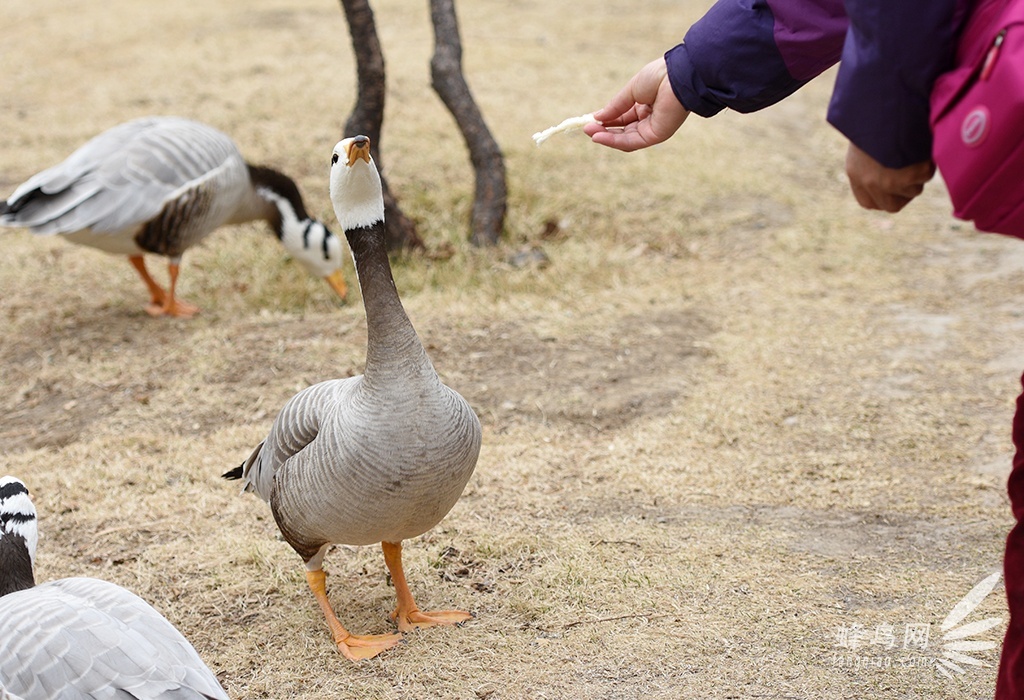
top-left (0, 476), bottom-right (228, 699)
top-left (227, 135), bottom-right (482, 661)
top-left (0, 116), bottom-right (348, 317)
top-left (0, 477), bottom-right (36, 598)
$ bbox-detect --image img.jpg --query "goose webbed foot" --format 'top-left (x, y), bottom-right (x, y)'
top-left (335, 630), bottom-right (405, 661)
top-left (382, 541), bottom-right (473, 634)
top-left (391, 607), bottom-right (474, 633)
top-left (129, 256), bottom-right (199, 318)
top-left (144, 296), bottom-right (200, 318)
top-left (305, 569), bottom-right (403, 662)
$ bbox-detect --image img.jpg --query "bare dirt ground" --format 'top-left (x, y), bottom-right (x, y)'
top-left (1, 1), bottom-right (1020, 698)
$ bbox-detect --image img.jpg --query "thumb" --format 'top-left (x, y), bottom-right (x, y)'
top-left (593, 82), bottom-right (642, 126)
top-left (593, 58), bottom-right (667, 125)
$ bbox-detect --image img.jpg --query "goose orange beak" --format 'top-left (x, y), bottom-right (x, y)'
top-left (346, 136), bottom-right (372, 166)
top-left (324, 270), bottom-right (348, 301)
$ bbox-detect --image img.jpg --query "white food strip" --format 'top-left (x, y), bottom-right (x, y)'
top-left (532, 113), bottom-right (599, 146)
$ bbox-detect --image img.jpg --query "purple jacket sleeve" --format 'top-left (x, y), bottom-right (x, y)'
top-left (666, 0), bottom-right (971, 168)
top-left (665, 0), bottom-right (847, 117)
top-left (826, 0), bottom-right (971, 168)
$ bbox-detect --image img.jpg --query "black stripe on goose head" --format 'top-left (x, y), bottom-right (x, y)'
top-left (0, 479), bottom-right (28, 502)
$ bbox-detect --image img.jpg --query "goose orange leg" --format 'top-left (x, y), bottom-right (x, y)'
top-left (382, 541), bottom-right (473, 633)
top-left (128, 256), bottom-right (199, 318)
top-left (128, 255), bottom-right (167, 308)
top-left (305, 569), bottom-right (403, 661)
top-left (154, 261), bottom-right (199, 317)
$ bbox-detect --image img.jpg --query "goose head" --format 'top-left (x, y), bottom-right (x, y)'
top-left (0, 476), bottom-right (37, 596)
top-left (250, 165), bottom-right (349, 300)
top-left (329, 136), bottom-right (385, 235)
top-left (278, 215), bottom-right (348, 299)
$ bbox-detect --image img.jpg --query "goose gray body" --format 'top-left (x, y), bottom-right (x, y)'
top-left (0, 116), bottom-right (347, 315)
top-left (0, 477), bottom-right (227, 700)
top-left (2, 117), bottom-right (249, 254)
top-left (230, 135), bottom-right (480, 660)
top-left (245, 362), bottom-right (480, 552)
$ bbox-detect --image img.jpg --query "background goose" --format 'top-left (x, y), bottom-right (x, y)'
top-left (226, 135), bottom-right (482, 661)
top-left (0, 476), bottom-right (229, 699)
top-left (0, 116), bottom-right (348, 317)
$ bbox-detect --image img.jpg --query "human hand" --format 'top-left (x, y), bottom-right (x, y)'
top-left (583, 58), bottom-right (690, 152)
top-left (845, 143), bottom-right (935, 213)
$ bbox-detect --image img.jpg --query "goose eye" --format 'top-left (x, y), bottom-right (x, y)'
top-left (331, 153), bottom-right (339, 165)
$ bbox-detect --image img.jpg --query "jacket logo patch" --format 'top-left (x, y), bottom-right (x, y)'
top-left (960, 107), bottom-right (989, 148)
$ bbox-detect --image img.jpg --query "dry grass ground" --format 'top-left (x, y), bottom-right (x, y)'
top-left (0, 1), bottom-right (1019, 698)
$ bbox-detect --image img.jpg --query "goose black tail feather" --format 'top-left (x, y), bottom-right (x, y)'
top-left (222, 465), bottom-right (244, 480)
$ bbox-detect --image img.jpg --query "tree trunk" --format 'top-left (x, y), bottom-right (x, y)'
top-left (338, 0), bottom-right (422, 251)
top-left (428, 0), bottom-right (507, 246)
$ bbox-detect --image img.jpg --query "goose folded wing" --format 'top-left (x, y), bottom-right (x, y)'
top-left (0, 578), bottom-right (227, 700)
top-left (3, 119), bottom-right (164, 233)
top-left (3, 117), bottom-right (244, 238)
top-left (76, 120), bottom-right (243, 236)
top-left (241, 380), bottom-right (348, 501)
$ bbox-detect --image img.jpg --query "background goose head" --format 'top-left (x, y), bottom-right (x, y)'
top-left (249, 164), bottom-right (348, 299)
top-left (0, 476), bottom-right (38, 597)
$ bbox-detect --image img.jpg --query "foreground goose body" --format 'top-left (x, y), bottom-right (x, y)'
top-left (228, 136), bottom-right (481, 660)
top-left (0, 477), bottom-right (228, 699)
top-left (0, 116), bottom-right (347, 317)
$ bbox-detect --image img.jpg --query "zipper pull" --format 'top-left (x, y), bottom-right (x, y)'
top-left (980, 29), bottom-right (1007, 81)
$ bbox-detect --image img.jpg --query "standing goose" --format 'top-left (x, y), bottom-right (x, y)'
top-left (0, 116), bottom-right (348, 317)
top-left (0, 476), bottom-right (229, 699)
top-left (226, 135), bottom-right (481, 661)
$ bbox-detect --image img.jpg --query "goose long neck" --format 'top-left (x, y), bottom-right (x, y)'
top-left (241, 164), bottom-right (310, 234)
top-left (348, 220), bottom-right (431, 382)
top-left (0, 537), bottom-right (34, 597)
top-left (0, 478), bottom-right (36, 597)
